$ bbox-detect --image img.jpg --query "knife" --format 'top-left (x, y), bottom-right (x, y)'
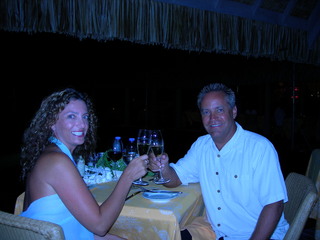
top-left (125, 191), bottom-right (142, 201)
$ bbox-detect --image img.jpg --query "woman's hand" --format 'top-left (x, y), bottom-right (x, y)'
top-left (123, 154), bottom-right (148, 181)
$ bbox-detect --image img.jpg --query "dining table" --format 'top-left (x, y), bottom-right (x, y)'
top-left (90, 176), bottom-right (204, 240)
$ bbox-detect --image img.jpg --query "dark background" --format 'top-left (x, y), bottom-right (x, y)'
top-left (1, 30), bottom-right (320, 217)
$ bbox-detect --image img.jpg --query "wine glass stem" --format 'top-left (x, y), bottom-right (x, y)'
top-left (158, 170), bottom-right (164, 180)
top-left (156, 156), bottom-right (164, 180)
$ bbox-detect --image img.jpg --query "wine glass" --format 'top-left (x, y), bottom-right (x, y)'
top-left (109, 136), bottom-right (123, 170)
top-left (149, 129), bottom-right (170, 184)
top-left (133, 129), bottom-right (151, 186)
top-left (123, 138), bottom-right (137, 165)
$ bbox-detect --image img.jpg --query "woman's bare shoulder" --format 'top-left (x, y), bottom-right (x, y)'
top-left (37, 145), bottom-right (73, 168)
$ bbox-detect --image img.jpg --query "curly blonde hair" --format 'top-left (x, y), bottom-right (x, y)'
top-left (20, 88), bottom-right (98, 180)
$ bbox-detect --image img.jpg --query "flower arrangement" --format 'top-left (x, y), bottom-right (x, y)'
top-left (95, 150), bottom-right (154, 178)
top-left (96, 150), bottom-right (127, 171)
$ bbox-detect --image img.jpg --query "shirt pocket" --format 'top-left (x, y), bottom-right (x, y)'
top-left (221, 172), bottom-right (252, 206)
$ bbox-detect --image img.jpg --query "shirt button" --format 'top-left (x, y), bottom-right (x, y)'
top-left (217, 154), bottom-right (220, 158)
top-left (216, 172), bottom-right (219, 175)
top-left (234, 175), bottom-right (238, 178)
top-left (217, 224), bottom-right (221, 227)
top-left (218, 207), bottom-right (221, 210)
top-left (217, 190), bottom-right (220, 193)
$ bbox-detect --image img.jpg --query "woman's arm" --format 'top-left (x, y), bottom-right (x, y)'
top-left (41, 152), bottom-right (148, 236)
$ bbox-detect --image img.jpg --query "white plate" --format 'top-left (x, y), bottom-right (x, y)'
top-left (142, 192), bottom-right (179, 203)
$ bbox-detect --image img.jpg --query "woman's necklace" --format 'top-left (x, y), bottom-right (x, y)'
top-left (49, 136), bottom-right (77, 166)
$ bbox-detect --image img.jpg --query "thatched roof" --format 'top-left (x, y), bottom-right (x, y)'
top-left (1, 0), bottom-right (319, 65)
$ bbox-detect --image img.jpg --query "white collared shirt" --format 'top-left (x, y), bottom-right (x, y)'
top-left (170, 122), bottom-right (289, 240)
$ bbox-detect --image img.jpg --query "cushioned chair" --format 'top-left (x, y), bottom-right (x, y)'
top-left (305, 149), bottom-right (320, 239)
top-left (0, 210), bottom-right (65, 240)
top-left (14, 192), bottom-right (25, 215)
top-left (306, 149), bottom-right (320, 184)
top-left (283, 172), bottom-right (318, 240)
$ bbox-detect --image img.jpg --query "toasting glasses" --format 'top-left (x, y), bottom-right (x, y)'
top-left (149, 129), bottom-right (170, 184)
top-left (133, 129), bottom-right (151, 186)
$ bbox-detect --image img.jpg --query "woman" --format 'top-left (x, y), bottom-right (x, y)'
top-left (20, 88), bottom-right (148, 240)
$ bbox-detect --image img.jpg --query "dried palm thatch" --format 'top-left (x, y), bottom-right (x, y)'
top-left (1, 0), bottom-right (319, 65)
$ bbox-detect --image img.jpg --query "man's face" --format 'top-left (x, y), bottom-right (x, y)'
top-left (200, 91), bottom-right (237, 149)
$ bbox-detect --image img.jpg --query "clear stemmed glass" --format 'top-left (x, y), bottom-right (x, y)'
top-left (149, 129), bottom-right (170, 184)
top-left (133, 129), bottom-right (151, 186)
top-left (109, 136), bottom-right (123, 170)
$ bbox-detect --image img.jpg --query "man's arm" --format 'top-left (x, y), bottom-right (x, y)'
top-left (161, 164), bottom-right (182, 188)
top-left (250, 200), bottom-right (284, 240)
top-left (148, 153), bottom-right (182, 187)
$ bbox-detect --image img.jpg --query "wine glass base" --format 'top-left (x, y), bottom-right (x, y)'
top-left (133, 180), bottom-right (149, 186)
top-left (154, 178), bottom-right (171, 184)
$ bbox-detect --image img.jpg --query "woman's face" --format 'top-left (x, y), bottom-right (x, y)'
top-left (51, 99), bottom-right (89, 152)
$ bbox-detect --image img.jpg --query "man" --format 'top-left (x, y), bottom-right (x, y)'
top-left (149, 83), bottom-right (289, 240)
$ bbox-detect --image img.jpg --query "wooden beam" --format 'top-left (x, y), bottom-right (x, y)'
top-left (159, 0), bottom-right (309, 31)
top-left (307, 0), bottom-right (320, 48)
top-left (281, 0), bottom-right (298, 25)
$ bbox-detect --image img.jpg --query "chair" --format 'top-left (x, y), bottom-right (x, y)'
top-left (306, 149), bottom-right (320, 184)
top-left (305, 149), bottom-right (320, 239)
top-left (14, 192), bottom-right (25, 215)
top-left (283, 172), bottom-right (318, 240)
top-left (0, 210), bottom-right (65, 240)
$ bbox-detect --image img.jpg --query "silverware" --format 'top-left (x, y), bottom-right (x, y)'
top-left (125, 191), bottom-right (142, 201)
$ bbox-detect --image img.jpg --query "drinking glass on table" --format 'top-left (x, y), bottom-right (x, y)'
top-left (109, 136), bottom-right (123, 169)
top-left (150, 129), bottom-right (170, 184)
top-left (133, 129), bottom-right (151, 186)
top-left (123, 138), bottom-right (137, 165)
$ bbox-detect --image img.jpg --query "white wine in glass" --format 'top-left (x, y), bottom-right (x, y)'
top-left (150, 129), bottom-right (170, 184)
top-left (133, 129), bottom-right (150, 186)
